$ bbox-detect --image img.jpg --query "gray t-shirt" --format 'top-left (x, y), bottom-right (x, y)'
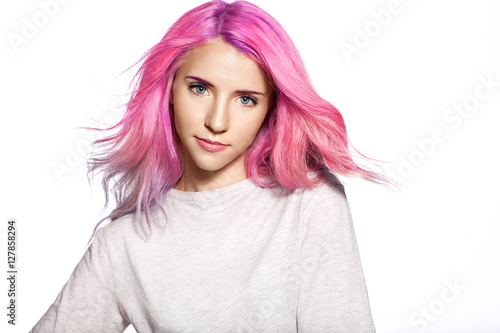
top-left (31, 176), bottom-right (375, 332)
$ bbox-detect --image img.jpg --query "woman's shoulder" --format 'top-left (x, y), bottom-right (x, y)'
top-left (301, 171), bottom-right (347, 205)
top-left (92, 209), bottom-right (161, 248)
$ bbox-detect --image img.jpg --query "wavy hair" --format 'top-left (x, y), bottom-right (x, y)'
top-left (88, 0), bottom-right (386, 232)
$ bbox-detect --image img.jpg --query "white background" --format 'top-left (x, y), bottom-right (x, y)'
top-left (1, 0), bottom-right (499, 332)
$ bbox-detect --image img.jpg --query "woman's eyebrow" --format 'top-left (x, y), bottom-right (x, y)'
top-left (185, 76), bottom-right (214, 87)
top-left (235, 89), bottom-right (264, 96)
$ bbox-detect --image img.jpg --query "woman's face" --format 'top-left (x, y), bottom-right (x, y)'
top-left (172, 40), bottom-right (271, 187)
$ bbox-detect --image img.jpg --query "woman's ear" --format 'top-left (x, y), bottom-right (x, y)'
top-left (170, 73), bottom-right (177, 105)
top-left (169, 83), bottom-right (174, 105)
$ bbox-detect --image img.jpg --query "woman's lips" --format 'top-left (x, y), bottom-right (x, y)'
top-left (196, 137), bottom-right (228, 152)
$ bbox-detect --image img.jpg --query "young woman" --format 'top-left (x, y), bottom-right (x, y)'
top-left (32, 0), bottom-right (384, 331)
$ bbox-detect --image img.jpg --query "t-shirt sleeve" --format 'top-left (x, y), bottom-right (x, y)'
top-left (30, 227), bottom-right (129, 333)
top-left (297, 180), bottom-right (376, 332)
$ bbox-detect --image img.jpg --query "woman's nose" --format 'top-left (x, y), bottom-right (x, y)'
top-left (205, 97), bottom-right (229, 133)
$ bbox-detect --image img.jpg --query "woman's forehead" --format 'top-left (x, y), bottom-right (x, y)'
top-left (176, 40), bottom-right (270, 93)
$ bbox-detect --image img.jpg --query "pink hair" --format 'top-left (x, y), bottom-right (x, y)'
top-left (88, 0), bottom-right (386, 232)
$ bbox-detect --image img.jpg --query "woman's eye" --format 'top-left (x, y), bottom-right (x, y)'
top-left (239, 95), bottom-right (257, 106)
top-left (188, 84), bottom-right (207, 95)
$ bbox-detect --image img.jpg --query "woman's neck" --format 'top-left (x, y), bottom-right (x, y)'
top-left (174, 153), bottom-right (248, 192)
